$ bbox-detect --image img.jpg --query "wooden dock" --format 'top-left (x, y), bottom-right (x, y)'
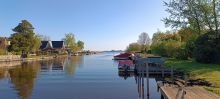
top-left (134, 57), bottom-right (220, 99)
top-left (160, 85), bottom-right (220, 99)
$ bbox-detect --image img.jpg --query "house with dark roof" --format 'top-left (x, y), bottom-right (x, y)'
top-left (40, 41), bottom-right (66, 54)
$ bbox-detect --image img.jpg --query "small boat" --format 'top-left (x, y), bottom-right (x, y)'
top-left (118, 60), bottom-right (135, 72)
top-left (113, 53), bottom-right (132, 60)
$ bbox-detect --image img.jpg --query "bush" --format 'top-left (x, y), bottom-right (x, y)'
top-left (151, 42), bottom-right (167, 57)
top-left (194, 31), bottom-right (220, 63)
top-left (185, 35), bottom-right (198, 58)
top-left (175, 48), bottom-right (188, 60)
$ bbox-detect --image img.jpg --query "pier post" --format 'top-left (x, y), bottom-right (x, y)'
top-left (145, 63), bottom-right (149, 99)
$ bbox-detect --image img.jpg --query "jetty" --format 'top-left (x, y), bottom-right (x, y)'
top-left (159, 85), bottom-right (220, 99)
top-left (134, 57), bottom-right (220, 99)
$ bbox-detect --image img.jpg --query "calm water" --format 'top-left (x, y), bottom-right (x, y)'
top-left (0, 52), bottom-right (161, 99)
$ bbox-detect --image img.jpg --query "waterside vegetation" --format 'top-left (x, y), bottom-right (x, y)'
top-left (0, 20), bottom-right (85, 59)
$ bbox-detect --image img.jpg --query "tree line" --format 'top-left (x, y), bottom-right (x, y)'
top-left (1, 20), bottom-right (84, 55)
top-left (127, 0), bottom-right (220, 64)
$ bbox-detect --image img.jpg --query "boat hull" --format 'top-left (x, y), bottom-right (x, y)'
top-left (113, 57), bottom-right (129, 60)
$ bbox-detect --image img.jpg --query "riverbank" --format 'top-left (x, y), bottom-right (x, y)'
top-left (0, 55), bottom-right (68, 67)
top-left (165, 58), bottom-right (220, 95)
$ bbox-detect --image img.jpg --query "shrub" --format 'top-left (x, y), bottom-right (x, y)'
top-left (151, 42), bottom-right (167, 57)
top-left (194, 31), bottom-right (220, 63)
top-left (175, 48), bottom-right (188, 60)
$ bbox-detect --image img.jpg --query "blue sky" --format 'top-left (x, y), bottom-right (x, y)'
top-left (0, 0), bottom-right (169, 51)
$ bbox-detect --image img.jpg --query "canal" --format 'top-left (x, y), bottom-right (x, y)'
top-left (0, 52), bottom-right (162, 99)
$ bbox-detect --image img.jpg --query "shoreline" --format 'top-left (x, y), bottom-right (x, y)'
top-left (0, 55), bottom-right (69, 67)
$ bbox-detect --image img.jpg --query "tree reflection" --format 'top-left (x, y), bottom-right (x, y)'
top-left (8, 62), bottom-right (40, 99)
top-left (64, 56), bottom-right (84, 75)
top-left (0, 67), bottom-right (5, 79)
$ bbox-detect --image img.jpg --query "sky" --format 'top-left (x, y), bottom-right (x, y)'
top-left (0, 0), bottom-right (170, 51)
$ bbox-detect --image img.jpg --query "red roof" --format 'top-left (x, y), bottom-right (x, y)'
top-left (114, 53), bottom-right (131, 58)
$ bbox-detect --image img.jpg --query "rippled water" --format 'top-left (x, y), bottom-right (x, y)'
top-left (0, 52), bottom-right (161, 99)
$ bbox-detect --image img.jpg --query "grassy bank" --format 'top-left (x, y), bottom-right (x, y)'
top-left (165, 58), bottom-right (220, 95)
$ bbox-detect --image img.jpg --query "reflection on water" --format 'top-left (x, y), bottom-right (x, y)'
top-left (0, 56), bottom-right (84, 99)
top-left (64, 56), bottom-right (84, 75)
top-left (0, 53), bottom-right (165, 99)
top-left (9, 62), bottom-right (40, 99)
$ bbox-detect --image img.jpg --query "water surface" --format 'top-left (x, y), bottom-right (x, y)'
top-left (0, 52), bottom-right (161, 99)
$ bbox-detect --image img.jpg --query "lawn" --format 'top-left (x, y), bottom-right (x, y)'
top-left (165, 58), bottom-right (220, 95)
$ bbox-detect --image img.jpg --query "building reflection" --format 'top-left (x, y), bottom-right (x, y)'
top-left (39, 56), bottom-right (84, 76)
top-left (40, 58), bottom-right (66, 71)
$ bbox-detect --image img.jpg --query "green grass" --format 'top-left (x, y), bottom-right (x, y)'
top-left (165, 58), bottom-right (220, 95)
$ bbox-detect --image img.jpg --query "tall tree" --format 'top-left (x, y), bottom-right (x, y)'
top-left (163, 0), bottom-right (220, 34)
top-left (77, 40), bottom-right (84, 51)
top-left (137, 32), bottom-right (151, 51)
top-left (63, 33), bottom-right (76, 52)
top-left (8, 20), bottom-right (36, 54)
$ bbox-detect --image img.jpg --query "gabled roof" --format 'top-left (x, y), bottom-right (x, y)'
top-left (52, 41), bottom-right (64, 49)
top-left (40, 41), bottom-right (48, 50)
top-left (40, 41), bottom-right (64, 50)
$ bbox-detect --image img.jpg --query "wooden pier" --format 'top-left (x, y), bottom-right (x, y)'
top-left (160, 85), bottom-right (220, 99)
top-left (134, 57), bottom-right (220, 99)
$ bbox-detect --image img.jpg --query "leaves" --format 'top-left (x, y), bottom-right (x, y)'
top-left (8, 20), bottom-right (38, 53)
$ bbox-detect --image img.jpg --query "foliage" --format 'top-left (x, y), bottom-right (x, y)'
top-left (77, 40), bottom-right (84, 51)
top-left (165, 58), bottom-right (220, 89)
top-left (63, 33), bottom-right (76, 52)
top-left (194, 31), bottom-right (220, 63)
top-left (151, 30), bottom-right (188, 59)
top-left (63, 33), bottom-right (85, 53)
top-left (205, 87), bottom-right (220, 95)
top-left (32, 35), bottom-right (41, 52)
top-left (163, 0), bottom-right (220, 34)
top-left (137, 32), bottom-right (151, 51)
top-left (8, 20), bottom-right (37, 54)
top-left (126, 43), bottom-right (142, 53)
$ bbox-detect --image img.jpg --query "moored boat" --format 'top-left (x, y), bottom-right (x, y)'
top-left (118, 60), bottom-right (135, 72)
top-left (113, 53), bottom-right (132, 60)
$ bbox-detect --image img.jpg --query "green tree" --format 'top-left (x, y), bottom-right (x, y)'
top-left (32, 35), bottom-right (41, 52)
top-left (163, 0), bottom-right (220, 34)
top-left (126, 43), bottom-right (142, 53)
top-left (77, 40), bottom-right (84, 51)
top-left (63, 33), bottom-right (76, 52)
top-left (194, 31), bottom-right (220, 63)
top-left (8, 20), bottom-right (36, 54)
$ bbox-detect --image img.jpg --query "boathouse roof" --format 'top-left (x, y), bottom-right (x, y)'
top-left (40, 41), bottom-right (64, 50)
top-left (114, 53), bottom-right (131, 58)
